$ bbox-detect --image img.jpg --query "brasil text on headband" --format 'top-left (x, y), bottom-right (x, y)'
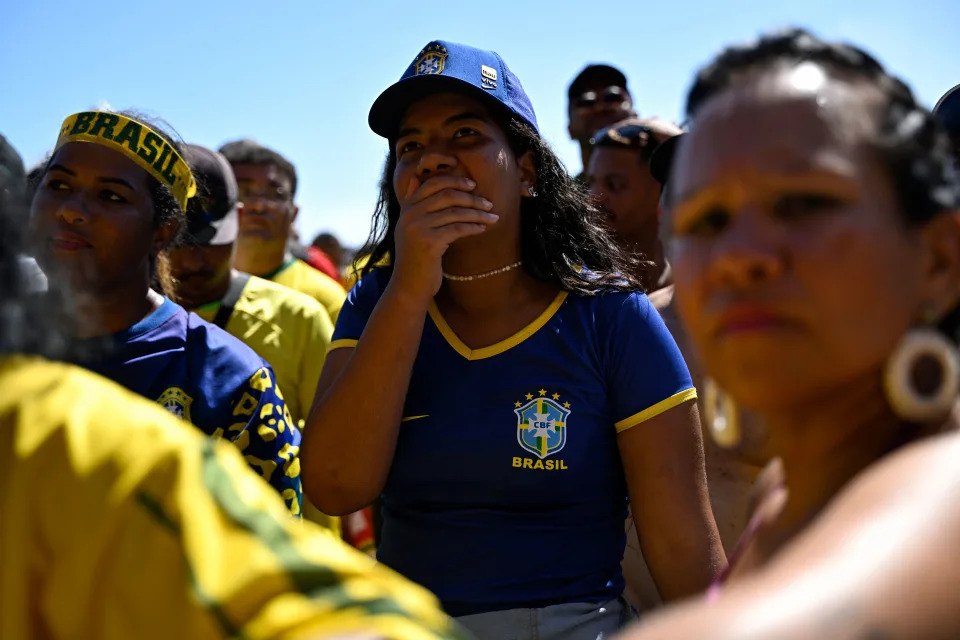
top-left (55, 111), bottom-right (197, 211)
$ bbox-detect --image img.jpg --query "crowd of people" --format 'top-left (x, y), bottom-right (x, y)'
top-left (2, 25), bottom-right (960, 640)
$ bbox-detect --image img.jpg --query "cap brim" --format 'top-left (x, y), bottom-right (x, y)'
top-left (649, 134), bottom-right (684, 186)
top-left (186, 203), bottom-right (239, 246)
top-left (369, 74), bottom-right (514, 139)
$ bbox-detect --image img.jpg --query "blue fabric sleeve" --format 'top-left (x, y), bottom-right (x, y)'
top-left (222, 365), bottom-right (303, 515)
top-left (599, 292), bottom-right (696, 432)
top-left (330, 268), bottom-right (388, 346)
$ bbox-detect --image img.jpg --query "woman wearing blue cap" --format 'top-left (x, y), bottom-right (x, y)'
top-left (302, 41), bottom-right (724, 638)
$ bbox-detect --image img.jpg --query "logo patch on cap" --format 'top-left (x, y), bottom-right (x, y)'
top-left (415, 43), bottom-right (448, 75)
top-left (481, 64), bottom-right (497, 90)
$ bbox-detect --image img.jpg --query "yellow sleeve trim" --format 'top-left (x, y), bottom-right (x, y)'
top-left (615, 387), bottom-right (698, 433)
top-left (325, 339), bottom-right (358, 354)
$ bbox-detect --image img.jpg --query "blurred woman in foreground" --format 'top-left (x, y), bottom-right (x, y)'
top-left (623, 28), bottom-right (960, 639)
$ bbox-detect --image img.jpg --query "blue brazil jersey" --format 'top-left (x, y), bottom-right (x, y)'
top-left (74, 297), bottom-right (303, 515)
top-left (329, 270), bottom-right (696, 615)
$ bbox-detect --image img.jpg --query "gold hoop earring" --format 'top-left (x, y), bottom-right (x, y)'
top-left (703, 378), bottom-right (741, 448)
top-left (883, 324), bottom-right (960, 423)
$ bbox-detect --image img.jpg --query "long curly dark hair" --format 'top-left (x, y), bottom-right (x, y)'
top-left (358, 114), bottom-right (645, 295)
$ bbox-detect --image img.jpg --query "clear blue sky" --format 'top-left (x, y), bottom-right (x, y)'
top-left (3, 0), bottom-right (957, 247)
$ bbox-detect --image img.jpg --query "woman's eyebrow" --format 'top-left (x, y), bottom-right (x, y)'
top-left (97, 177), bottom-right (135, 189)
top-left (47, 164), bottom-right (75, 175)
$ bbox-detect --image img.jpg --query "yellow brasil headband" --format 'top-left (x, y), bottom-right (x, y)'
top-left (55, 111), bottom-right (197, 211)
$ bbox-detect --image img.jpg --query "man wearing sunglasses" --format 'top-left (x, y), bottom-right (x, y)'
top-left (567, 64), bottom-right (636, 182)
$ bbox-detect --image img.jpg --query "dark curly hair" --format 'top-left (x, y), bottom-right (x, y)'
top-left (681, 27), bottom-right (960, 226)
top-left (359, 114), bottom-right (643, 295)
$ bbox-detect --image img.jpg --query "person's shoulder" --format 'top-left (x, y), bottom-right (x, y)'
top-left (294, 259), bottom-right (346, 293)
top-left (242, 274), bottom-right (328, 320)
top-left (183, 310), bottom-right (267, 375)
top-left (346, 267), bottom-right (391, 301)
top-left (848, 429), bottom-right (960, 502)
top-left (800, 429), bottom-right (960, 556)
top-left (1, 355), bottom-right (198, 452)
top-left (569, 288), bottom-right (655, 321)
top-left (1, 355), bottom-right (109, 405)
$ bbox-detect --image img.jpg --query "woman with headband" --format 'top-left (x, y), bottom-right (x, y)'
top-left (303, 41), bottom-right (724, 638)
top-left (30, 110), bottom-right (304, 514)
top-left (620, 28), bottom-right (960, 638)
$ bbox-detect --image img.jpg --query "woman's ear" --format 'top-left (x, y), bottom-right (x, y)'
top-left (517, 150), bottom-right (538, 197)
top-left (152, 216), bottom-right (180, 256)
top-left (920, 212), bottom-right (960, 318)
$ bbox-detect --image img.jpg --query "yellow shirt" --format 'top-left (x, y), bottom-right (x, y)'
top-left (271, 258), bottom-right (346, 324)
top-left (194, 275), bottom-right (332, 427)
top-left (0, 356), bottom-right (467, 640)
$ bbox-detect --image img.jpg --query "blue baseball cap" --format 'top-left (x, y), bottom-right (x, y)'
top-left (368, 40), bottom-right (539, 139)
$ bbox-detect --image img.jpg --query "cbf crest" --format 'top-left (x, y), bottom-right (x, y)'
top-left (414, 42), bottom-right (448, 75)
top-left (514, 390), bottom-right (570, 459)
top-left (157, 386), bottom-right (193, 421)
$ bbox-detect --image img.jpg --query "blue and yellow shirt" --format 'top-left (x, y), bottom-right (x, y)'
top-left (330, 269), bottom-right (696, 615)
top-left (73, 297), bottom-right (303, 515)
top-left (0, 356), bottom-right (468, 640)
top-left (193, 275), bottom-right (333, 427)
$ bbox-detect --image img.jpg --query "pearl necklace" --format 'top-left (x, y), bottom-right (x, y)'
top-left (442, 260), bottom-right (523, 282)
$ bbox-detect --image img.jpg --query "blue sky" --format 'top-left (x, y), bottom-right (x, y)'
top-left (3, 0), bottom-right (957, 247)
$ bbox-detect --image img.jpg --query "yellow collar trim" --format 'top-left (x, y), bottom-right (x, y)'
top-left (428, 291), bottom-right (569, 361)
top-left (55, 112), bottom-right (196, 211)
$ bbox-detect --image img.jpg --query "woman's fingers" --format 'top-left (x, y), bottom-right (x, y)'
top-left (403, 176), bottom-right (479, 208)
top-left (422, 208), bottom-right (498, 229)
top-left (403, 174), bottom-right (421, 201)
top-left (406, 190), bottom-right (493, 221)
top-left (431, 222), bottom-right (491, 245)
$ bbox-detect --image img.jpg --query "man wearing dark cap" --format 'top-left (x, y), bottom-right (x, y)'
top-left (166, 145), bottom-right (334, 434)
top-left (567, 64), bottom-right (636, 180)
top-left (934, 84), bottom-right (960, 154)
top-left (218, 139), bottom-right (346, 323)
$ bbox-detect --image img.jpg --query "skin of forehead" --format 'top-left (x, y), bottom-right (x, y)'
top-left (233, 163), bottom-right (290, 187)
top-left (398, 92), bottom-right (496, 132)
top-left (673, 65), bottom-right (887, 198)
top-left (52, 142), bottom-right (152, 190)
top-left (696, 63), bottom-right (884, 146)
